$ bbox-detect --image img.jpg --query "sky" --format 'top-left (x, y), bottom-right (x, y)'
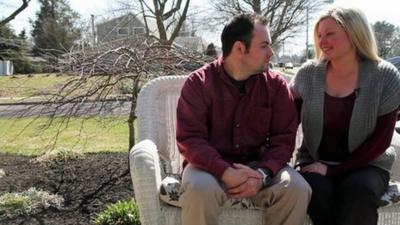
top-left (2, 0), bottom-right (400, 55)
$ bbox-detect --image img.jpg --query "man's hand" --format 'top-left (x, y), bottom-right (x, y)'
top-left (301, 162), bottom-right (327, 176)
top-left (227, 177), bottom-right (262, 198)
top-left (221, 163), bottom-right (263, 198)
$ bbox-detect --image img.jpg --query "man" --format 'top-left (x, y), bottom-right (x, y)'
top-left (176, 14), bottom-right (311, 225)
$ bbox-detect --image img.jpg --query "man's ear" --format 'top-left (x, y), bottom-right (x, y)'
top-left (232, 41), bottom-right (246, 55)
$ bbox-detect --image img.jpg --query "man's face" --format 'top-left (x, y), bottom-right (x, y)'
top-left (243, 23), bottom-right (274, 74)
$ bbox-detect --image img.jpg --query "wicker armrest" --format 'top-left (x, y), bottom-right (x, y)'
top-left (129, 139), bottom-right (163, 225)
top-left (391, 131), bottom-right (400, 181)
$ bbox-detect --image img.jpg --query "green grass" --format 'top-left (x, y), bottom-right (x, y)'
top-left (0, 73), bottom-right (127, 103)
top-left (0, 117), bottom-right (130, 156)
top-left (0, 74), bottom-right (70, 100)
top-left (92, 199), bottom-right (141, 225)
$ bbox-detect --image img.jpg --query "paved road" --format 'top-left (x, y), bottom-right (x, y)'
top-left (0, 100), bottom-right (132, 117)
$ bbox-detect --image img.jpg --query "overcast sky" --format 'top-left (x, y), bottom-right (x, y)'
top-left (2, 0), bottom-right (400, 55)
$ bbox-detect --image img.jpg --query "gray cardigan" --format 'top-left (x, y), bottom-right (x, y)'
top-left (291, 59), bottom-right (400, 171)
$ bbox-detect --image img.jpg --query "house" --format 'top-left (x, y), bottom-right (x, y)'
top-left (96, 13), bottom-right (206, 53)
top-left (96, 13), bottom-right (156, 45)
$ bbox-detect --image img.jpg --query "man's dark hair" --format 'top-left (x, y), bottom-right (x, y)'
top-left (221, 14), bottom-right (268, 58)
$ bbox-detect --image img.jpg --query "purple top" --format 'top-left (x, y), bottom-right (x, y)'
top-left (319, 92), bottom-right (398, 176)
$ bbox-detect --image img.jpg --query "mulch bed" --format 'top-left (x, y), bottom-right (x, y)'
top-left (0, 153), bottom-right (133, 225)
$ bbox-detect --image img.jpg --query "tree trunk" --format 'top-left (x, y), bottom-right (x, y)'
top-left (128, 100), bottom-right (136, 151)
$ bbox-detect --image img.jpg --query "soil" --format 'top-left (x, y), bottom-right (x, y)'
top-left (0, 153), bottom-right (133, 225)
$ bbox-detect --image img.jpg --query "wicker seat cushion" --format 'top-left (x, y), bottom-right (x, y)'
top-left (380, 181), bottom-right (400, 207)
top-left (160, 175), bottom-right (400, 209)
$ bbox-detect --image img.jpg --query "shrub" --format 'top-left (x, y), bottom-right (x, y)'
top-left (14, 59), bottom-right (43, 74)
top-left (0, 187), bottom-right (64, 219)
top-left (120, 81), bottom-right (134, 95)
top-left (33, 148), bottom-right (84, 164)
top-left (92, 199), bottom-right (140, 225)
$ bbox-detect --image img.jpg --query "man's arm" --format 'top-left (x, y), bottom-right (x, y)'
top-left (258, 77), bottom-right (298, 175)
top-left (177, 75), bottom-right (231, 179)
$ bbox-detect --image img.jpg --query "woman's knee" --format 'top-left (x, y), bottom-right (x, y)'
top-left (338, 168), bottom-right (388, 199)
top-left (303, 173), bottom-right (334, 199)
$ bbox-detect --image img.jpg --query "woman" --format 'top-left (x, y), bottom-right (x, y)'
top-left (291, 6), bottom-right (400, 225)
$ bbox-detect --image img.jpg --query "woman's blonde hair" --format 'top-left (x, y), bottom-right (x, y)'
top-left (313, 6), bottom-right (381, 61)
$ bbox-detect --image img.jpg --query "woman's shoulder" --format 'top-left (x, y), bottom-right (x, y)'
top-left (372, 59), bottom-right (400, 84)
top-left (299, 59), bottom-right (321, 69)
top-left (294, 60), bottom-right (326, 83)
top-left (376, 60), bottom-right (400, 74)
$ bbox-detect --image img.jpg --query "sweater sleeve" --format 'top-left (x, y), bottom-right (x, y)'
top-left (378, 63), bottom-right (400, 115)
top-left (326, 108), bottom-right (399, 176)
top-left (289, 67), bottom-right (305, 99)
top-left (176, 75), bottom-right (231, 179)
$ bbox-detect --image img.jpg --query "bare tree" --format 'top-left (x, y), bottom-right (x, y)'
top-left (23, 38), bottom-right (210, 151)
top-left (211, 0), bottom-right (324, 46)
top-left (0, 0), bottom-right (31, 27)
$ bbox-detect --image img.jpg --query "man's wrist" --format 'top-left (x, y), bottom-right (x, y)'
top-left (257, 168), bottom-right (272, 188)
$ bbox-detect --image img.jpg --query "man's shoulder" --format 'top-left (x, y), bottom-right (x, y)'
top-left (187, 59), bottom-right (221, 82)
top-left (263, 70), bottom-right (290, 86)
top-left (267, 69), bottom-right (293, 83)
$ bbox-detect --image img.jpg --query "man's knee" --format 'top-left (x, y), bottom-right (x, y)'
top-left (283, 167), bottom-right (312, 198)
top-left (184, 178), bottom-right (221, 197)
top-left (258, 167), bottom-right (311, 206)
top-left (181, 166), bottom-right (226, 204)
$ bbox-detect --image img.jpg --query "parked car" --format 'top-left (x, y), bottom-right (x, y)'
top-left (387, 56), bottom-right (400, 71)
top-left (284, 62), bottom-right (294, 69)
top-left (269, 62), bottom-right (274, 69)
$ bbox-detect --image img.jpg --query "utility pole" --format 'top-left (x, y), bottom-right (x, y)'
top-left (91, 14), bottom-right (96, 48)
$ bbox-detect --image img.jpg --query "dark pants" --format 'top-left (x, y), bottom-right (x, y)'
top-left (302, 166), bottom-right (389, 225)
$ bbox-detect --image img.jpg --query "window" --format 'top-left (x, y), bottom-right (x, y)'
top-left (133, 27), bottom-right (145, 35)
top-left (117, 28), bottom-right (129, 36)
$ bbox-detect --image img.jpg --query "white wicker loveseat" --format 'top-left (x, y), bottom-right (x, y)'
top-left (129, 75), bottom-right (400, 225)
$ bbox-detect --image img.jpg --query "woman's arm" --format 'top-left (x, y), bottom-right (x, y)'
top-left (327, 108), bottom-right (399, 176)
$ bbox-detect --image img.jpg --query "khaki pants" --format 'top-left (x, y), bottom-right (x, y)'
top-left (180, 164), bottom-right (311, 225)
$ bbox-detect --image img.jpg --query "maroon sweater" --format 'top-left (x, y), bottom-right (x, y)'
top-left (176, 57), bottom-right (298, 178)
top-left (319, 92), bottom-right (398, 176)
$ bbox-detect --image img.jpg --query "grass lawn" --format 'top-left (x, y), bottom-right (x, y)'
top-left (0, 73), bottom-right (126, 103)
top-left (0, 116), bottom-right (130, 156)
top-left (0, 74), bottom-right (70, 101)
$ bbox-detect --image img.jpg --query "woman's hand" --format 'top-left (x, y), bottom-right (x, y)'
top-left (301, 162), bottom-right (327, 176)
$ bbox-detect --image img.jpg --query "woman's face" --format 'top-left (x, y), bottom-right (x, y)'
top-left (317, 17), bottom-right (355, 60)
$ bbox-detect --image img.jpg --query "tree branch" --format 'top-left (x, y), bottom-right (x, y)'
top-left (0, 0), bottom-right (31, 27)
